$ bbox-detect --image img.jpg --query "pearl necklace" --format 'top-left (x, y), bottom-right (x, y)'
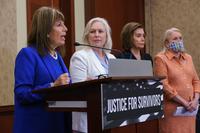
top-left (49, 50), bottom-right (58, 60)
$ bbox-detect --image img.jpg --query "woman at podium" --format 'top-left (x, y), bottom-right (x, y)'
top-left (116, 22), bottom-right (152, 64)
top-left (14, 7), bottom-right (71, 133)
top-left (154, 27), bottom-right (200, 133)
top-left (70, 17), bottom-right (116, 133)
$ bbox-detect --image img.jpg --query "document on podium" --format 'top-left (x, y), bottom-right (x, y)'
top-left (173, 106), bottom-right (199, 116)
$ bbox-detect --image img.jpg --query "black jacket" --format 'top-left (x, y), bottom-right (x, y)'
top-left (116, 50), bottom-right (153, 64)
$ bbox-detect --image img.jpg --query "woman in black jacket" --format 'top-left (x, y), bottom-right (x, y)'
top-left (117, 22), bottom-right (152, 64)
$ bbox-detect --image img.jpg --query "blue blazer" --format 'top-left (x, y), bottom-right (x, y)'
top-left (14, 47), bottom-right (70, 133)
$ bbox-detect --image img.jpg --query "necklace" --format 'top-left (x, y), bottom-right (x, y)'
top-left (49, 50), bottom-right (58, 59)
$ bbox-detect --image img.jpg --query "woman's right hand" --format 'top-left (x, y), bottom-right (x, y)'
top-left (173, 95), bottom-right (191, 111)
top-left (53, 73), bottom-right (70, 87)
top-left (186, 94), bottom-right (199, 112)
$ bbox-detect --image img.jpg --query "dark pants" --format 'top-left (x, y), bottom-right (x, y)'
top-left (65, 112), bottom-right (72, 133)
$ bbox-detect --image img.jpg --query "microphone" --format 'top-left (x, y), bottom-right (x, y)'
top-left (74, 42), bottom-right (121, 53)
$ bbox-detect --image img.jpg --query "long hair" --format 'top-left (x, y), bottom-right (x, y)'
top-left (121, 22), bottom-right (143, 50)
top-left (82, 17), bottom-right (112, 53)
top-left (28, 6), bottom-right (65, 56)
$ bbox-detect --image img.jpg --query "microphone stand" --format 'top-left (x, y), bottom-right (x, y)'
top-left (74, 42), bottom-right (121, 53)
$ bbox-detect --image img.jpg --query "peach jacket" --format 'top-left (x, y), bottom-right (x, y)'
top-left (154, 50), bottom-right (200, 102)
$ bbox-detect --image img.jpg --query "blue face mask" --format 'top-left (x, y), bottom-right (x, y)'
top-left (168, 41), bottom-right (185, 52)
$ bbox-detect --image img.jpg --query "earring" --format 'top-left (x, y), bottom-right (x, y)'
top-left (47, 34), bottom-right (50, 38)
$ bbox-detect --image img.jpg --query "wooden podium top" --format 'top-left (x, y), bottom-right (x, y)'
top-left (32, 76), bottom-right (164, 94)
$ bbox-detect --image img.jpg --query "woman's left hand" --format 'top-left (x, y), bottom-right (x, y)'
top-left (187, 98), bottom-right (199, 112)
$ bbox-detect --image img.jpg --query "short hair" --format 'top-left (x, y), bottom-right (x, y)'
top-left (120, 22), bottom-right (143, 50)
top-left (163, 27), bottom-right (182, 45)
top-left (28, 6), bottom-right (65, 56)
top-left (83, 17), bottom-right (112, 53)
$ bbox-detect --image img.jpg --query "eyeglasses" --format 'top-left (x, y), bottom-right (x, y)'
top-left (97, 74), bottom-right (109, 79)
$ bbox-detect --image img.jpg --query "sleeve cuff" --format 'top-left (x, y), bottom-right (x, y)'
top-left (50, 82), bottom-right (54, 87)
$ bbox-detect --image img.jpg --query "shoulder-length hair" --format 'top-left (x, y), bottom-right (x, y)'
top-left (163, 27), bottom-right (182, 45)
top-left (161, 27), bottom-right (182, 52)
top-left (121, 22), bottom-right (143, 50)
top-left (28, 6), bottom-right (65, 56)
top-left (83, 17), bottom-right (112, 53)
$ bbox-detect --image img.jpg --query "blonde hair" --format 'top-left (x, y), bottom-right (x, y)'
top-left (161, 27), bottom-right (182, 51)
top-left (163, 27), bottom-right (182, 45)
top-left (83, 17), bottom-right (112, 53)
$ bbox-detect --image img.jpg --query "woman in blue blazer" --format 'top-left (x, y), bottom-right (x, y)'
top-left (14, 7), bottom-right (71, 133)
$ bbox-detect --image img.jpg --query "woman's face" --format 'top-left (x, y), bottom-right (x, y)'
top-left (166, 31), bottom-right (182, 46)
top-left (48, 19), bottom-right (68, 49)
top-left (88, 21), bottom-right (107, 48)
top-left (132, 28), bottom-right (145, 49)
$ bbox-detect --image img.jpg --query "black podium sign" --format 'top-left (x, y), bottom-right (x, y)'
top-left (101, 79), bottom-right (163, 130)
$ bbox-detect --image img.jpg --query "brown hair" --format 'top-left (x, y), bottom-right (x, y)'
top-left (120, 22), bottom-right (143, 50)
top-left (28, 6), bottom-right (65, 56)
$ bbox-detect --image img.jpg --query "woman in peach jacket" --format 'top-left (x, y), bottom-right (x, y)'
top-left (154, 27), bottom-right (200, 133)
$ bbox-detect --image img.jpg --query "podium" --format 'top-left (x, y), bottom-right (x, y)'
top-left (33, 76), bottom-right (164, 133)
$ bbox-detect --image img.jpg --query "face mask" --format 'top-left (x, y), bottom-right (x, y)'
top-left (168, 41), bottom-right (185, 52)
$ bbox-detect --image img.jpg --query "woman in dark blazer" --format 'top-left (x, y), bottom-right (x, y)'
top-left (14, 7), bottom-right (71, 133)
top-left (117, 22), bottom-right (152, 63)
